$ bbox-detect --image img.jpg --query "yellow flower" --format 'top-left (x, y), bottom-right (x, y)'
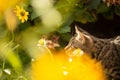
top-left (31, 50), bottom-right (107, 80)
top-left (38, 38), bottom-right (46, 47)
top-left (14, 6), bottom-right (29, 23)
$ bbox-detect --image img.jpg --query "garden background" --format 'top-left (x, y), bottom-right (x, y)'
top-left (0, 0), bottom-right (120, 80)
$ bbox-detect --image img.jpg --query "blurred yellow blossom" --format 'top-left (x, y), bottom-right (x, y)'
top-left (0, 0), bottom-right (19, 12)
top-left (14, 6), bottom-right (29, 23)
top-left (31, 50), bottom-right (107, 80)
top-left (5, 9), bottom-right (17, 31)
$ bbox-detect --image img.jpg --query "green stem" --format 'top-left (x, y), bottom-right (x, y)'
top-left (45, 47), bottom-right (54, 61)
top-left (2, 59), bottom-right (5, 71)
top-left (11, 31), bottom-right (14, 42)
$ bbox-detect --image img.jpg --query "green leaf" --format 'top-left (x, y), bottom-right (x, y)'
top-left (55, 0), bottom-right (79, 22)
top-left (97, 4), bottom-right (109, 13)
top-left (0, 41), bottom-right (23, 72)
top-left (115, 6), bottom-right (120, 16)
top-left (75, 11), bottom-right (96, 23)
top-left (87, 0), bottom-right (101, 9)
top-left (75, 15), bottom-right (88, 24)
top-left (60, 33), bottom-right (71, 42)
top-left (84, 12), bottom-right (97, 22)
top-left (19, 22), bottom-right (31, 32)
top-left (31, 11), bottom-right (39, 20)
top-left (58, 26), bottom-right (70, 33)
top-left (0, 26), bottom-right (7, 38)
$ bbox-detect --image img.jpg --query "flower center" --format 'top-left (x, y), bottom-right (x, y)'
top-left (20, 11), bottom-right (25, 16)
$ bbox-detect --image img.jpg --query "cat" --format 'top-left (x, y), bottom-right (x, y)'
top-left (65, 25), bottom-right (120, 80)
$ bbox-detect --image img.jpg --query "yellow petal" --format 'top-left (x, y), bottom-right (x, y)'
top-left (18, 16), bottom-right (22, 20)
top-left (14, 6), bottom-right (20, 13)
top-left (16, 13), bottom-right (20, 17)
top-left (39, 39), bottom-right (46, 46)
top-left (16, 6), bottom-right (20, 10)
top-left (24, 16), bottom-right (28, 21)
top-left (21, 18), bottom-right (25, 23)
top-left (21, 7), bottom-right (25, 11)
top-left (25, 12), bottom-right (29, 15)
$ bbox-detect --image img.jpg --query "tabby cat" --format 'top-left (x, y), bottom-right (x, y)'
top-left (65, 25), bottom-right (120, 80)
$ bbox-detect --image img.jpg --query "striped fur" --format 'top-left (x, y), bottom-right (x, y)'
top-left (65, 26), bottom-right (120, 80)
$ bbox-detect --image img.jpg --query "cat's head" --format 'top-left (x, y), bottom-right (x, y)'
top-left (65, 25), bottom-right (94, 53)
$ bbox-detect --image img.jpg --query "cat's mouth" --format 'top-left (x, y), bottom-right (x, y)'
top-left (64, 45), bottom-right (72, 50)
top-left (64, 46), bottom-right (85, 56)
top-left (65, 45), bottom-right (74, 52)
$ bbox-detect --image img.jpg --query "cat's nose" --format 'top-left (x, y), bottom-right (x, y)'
top-left (64, 46), bottom-right (68, 50)
top-left (64, 45), bottom-right (74, 52)
top-left (64, 45), bottom-right (71, 50)
top-left (65, 45), bottom-right (77, 56)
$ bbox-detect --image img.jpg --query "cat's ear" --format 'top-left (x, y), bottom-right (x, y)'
top-left (75, 25), bottom-right (80, 34)
top-left (75, 25), bottom-right (86, 44)
top-left (75, 25), bottom-right (84, 39)
top-left (75, 25), bottom-right (93, 46)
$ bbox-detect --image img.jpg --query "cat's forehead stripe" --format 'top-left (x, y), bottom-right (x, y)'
top-left (76, 32), bottom-right (80, 40)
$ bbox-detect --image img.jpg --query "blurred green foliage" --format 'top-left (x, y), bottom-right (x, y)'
top-left (0, 0), bottom-right (120, 80)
